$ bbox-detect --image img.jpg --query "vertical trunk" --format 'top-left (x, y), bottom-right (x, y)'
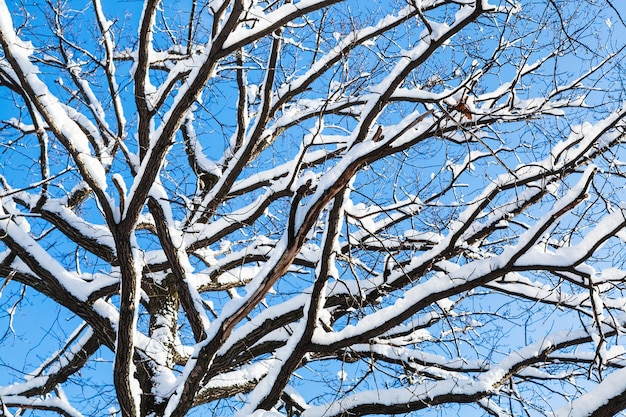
top-left (114, 234), bottom-right (142, 417)
top-left (141, 273), bottom-right (180, 416)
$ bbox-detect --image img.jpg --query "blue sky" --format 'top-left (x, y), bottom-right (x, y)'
top-left (0, 0), bottom-right (626, 416)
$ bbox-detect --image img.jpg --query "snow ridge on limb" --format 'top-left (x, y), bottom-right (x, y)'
top-left (0, 395), bottom-right (84, 417)
top-left (553, 365), bottom-right (626, 417)
top-left (302, 329), bottom-right (595, 417)
top-left (239, 189), bottom-right (347, 413)
top-left (0, 326), bottom-right (99, 400)
top-left (1, 0), bottom-right (626, 416)
top-left (313, 166), bottom-right (599, 349)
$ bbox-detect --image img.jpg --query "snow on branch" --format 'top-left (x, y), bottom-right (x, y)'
top-left (1, 0), bottom-right (626, 416)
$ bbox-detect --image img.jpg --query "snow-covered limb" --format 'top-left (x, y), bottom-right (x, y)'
top-left (553, 365), bottom-right (626, 417)
top-left (1, 0), bottom-right (626, 416)
top-left (242, 189), bottom-right (346, 413)
top-left (302, 329), bottom-right (609, 417)
top-left (0, 326), bottom-right (100, 399)
top-left (324, 110), bottom-right (619, 304)
top-left (0, 395), bottom-right (85, 417)
top-left (0, 203), bottom-right (117, 314)
top-left (313, 167), bottom-right (597, 349)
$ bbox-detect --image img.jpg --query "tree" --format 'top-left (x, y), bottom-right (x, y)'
top-left (0, 0), bottom-right (625, 415)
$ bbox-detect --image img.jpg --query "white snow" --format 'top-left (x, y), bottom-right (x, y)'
top-left (553, 366), bottom-right (626, 417)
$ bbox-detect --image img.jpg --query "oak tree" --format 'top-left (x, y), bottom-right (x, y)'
top-left (0, 0), bottom-right (625, 416)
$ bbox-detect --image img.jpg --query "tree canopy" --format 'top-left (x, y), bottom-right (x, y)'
top-left (0, 0), bottom-right (626, 416)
